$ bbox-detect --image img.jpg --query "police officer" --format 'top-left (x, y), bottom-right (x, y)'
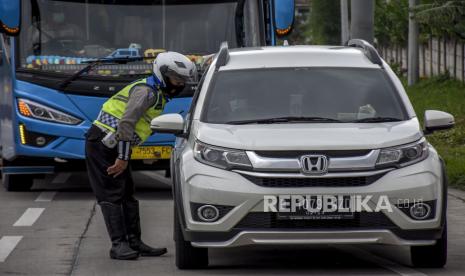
top-left (85, 52), bottom-right (196, 260)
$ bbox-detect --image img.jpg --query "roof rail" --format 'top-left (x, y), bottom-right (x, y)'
top-left (346, 39), bottom-right (383, 67)
top-left (216, 41), bottom-right (230, 69)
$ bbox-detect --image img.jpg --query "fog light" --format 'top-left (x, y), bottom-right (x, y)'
top-left (410, 203), bottom-right (431, 220)
top-left (36, 136), bottom-right (46, 146)
top-left (197, 205), bottom-right (219, 222)
top-left (17, 125), bottom-right (55, 147)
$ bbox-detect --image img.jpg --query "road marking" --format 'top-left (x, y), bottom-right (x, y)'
top-left (0, 236), bottom-right (22, 262)
top-left (336, 245), bottom-right (426, 276)
top-left (52, 172), bottom-right (71, 184)
top-left (13, 208), bottom-right (45, 227)
top-left (35, 191), bottom-right (57, 202)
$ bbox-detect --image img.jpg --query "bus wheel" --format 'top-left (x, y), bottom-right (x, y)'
top-left (2, 173), bottom-right (34, 191)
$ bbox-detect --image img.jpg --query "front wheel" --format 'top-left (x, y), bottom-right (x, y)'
top-left (174, 206), bottom-right (208, 269)
top-left (411, 223), bottom-right (447, 268)
top-left (2, 173), bottom-right (34, 191)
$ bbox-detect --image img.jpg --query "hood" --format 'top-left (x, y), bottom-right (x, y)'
top-left (66, 94), bottom-right (106, 121)
top-left (193, 118), bottom-right (423, 151)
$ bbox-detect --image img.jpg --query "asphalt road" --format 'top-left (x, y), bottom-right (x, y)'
top-left (0, 171), bottom-right (464, 276)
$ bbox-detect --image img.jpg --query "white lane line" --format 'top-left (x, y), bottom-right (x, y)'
top-left (13, 208), bottom-right (45, 227)
top-left (35, 191), bottom-right (57, 202)
top-left (51, 172), bottom-right (71, 184)
top-left (336, 245), bottom-right (427, 276)
top-left (0, 236), bottom-right (22, 262)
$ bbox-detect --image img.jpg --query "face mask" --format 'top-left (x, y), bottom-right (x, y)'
top-left (163, 79), bottom-right (185, 98)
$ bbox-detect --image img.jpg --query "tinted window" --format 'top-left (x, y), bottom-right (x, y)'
top-left (202, 68), bottom-right (407, 124)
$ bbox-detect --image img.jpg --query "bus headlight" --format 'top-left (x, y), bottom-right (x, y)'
top-left (17, 98), bottom-right (82, 125)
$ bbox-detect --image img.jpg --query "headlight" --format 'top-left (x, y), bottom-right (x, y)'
top-left (17, 98), bottom-right (82, 125)
top-left (376, 138), bottom-right (429, 167)
top-left (193, 141), bottom-right (252, 170)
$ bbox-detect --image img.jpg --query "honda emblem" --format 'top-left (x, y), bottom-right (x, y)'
top-left (300, 155), bottom-right (329, 175)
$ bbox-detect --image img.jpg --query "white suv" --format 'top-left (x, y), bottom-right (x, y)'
top-left (152, 40), bottom-right (454, 269)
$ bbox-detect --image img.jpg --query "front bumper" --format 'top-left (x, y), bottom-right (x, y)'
top-left (178, 147), bottom-right (445, 247)
top-left (191, 230), bottom-right (437, 248)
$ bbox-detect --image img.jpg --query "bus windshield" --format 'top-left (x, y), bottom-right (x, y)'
top-left (19, 0), bottom-right (239, 77)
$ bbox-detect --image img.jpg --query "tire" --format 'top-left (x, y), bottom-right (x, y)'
top-left (165, 169), bottom-right (171, 178)
top-left (2, 173), bottom-right (34, 191)
top-left (174, 206), bottom-right (208, 269)
top-left (411, 223), bottom-right (447, 268)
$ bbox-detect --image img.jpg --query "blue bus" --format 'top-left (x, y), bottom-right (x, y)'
top-left (0, 0), bottom-right (294, 191)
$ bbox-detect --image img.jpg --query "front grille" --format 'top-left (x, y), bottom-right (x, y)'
top-left (235, 212), bottom-right (396, 229)
top-left (254, 150), bottom-right (372, 158)
top-left (242, 174), bottom-right (384, 188)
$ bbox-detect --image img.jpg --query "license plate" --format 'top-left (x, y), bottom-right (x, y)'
top-left (131, 146), bottom-right (172, 160)
top-left (277, 195), bottom-right (354, 220)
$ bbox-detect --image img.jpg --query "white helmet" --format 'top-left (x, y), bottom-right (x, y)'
top-left (153, 52), bottom-right (197, 96)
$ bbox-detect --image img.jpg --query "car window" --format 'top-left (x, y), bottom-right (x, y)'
top-left (201, 68), bottom-right (407, 124)
top-left (185, 72), bottom-right (208, 133)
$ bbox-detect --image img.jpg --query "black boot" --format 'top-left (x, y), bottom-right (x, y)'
top-left (100, 202), bottom-right (139, 260)
top-left (123, 200), bottom-right (167, 257)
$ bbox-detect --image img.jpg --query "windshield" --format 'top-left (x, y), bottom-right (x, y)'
top-left (19, 0), bottom-right (239, 77)
top-left (202, 68), bottom-right (408, 124)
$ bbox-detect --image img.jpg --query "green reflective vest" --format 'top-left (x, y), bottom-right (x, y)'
top-left (94, 77), bottom-right (165, 145)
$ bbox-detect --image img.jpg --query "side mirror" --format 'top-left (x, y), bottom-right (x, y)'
top-left (151, 114), bottom-right (185, 135)
top-left (424, 110), bottom-right (455, 134)
top-left (0, 0), bottom-right (21, 36)
top-left (272, 0), bottom-right (295, 37)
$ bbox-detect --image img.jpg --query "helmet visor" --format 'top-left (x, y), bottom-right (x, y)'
top-left (164, 69), bottom-right (194, 86)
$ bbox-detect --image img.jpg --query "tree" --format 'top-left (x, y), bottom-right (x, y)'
top-left (408, 0), bottom-right (420, 85)
top-left (374, 0), bottom-right (409, 47)
top-left (305, 0), bottom-right (341, 45)
top-left (414, 0), bottom-right (465, 39)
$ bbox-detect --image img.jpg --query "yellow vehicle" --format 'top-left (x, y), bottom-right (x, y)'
top-left (144, 49), bottom-right (166, 63)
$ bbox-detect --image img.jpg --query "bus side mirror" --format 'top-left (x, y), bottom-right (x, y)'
top-left (272, 0), bottom-right (295, 37)
top-left (0, 0), bottom-right (21, 36)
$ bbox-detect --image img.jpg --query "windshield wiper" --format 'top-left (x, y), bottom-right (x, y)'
top-left (351, 117), bottom-right (403, 123)
top-left (58, 56), bottom-right (151, 90)
top-left (226, 116), bottom-right (342, 125)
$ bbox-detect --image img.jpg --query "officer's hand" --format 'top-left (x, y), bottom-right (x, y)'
top-left (107, 159), bottom-right (129, 178)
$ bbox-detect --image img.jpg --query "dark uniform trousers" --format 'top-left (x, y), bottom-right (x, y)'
top-left (85, 125), bottom-right (136, 204)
